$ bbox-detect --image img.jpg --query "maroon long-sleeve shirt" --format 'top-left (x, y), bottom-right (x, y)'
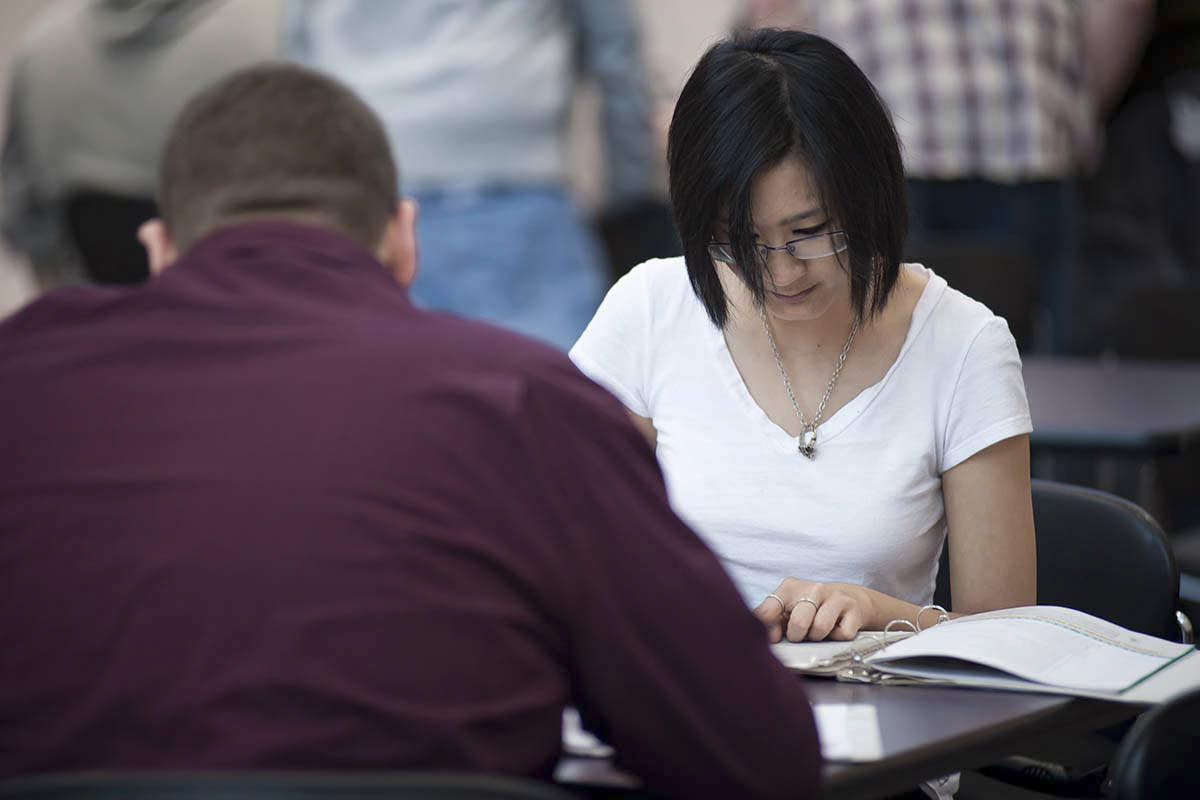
top-left (0, 222), bottom-right (819, 799)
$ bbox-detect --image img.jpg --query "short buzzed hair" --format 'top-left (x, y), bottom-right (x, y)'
top-left (158, 63), bottom-right (398, 252)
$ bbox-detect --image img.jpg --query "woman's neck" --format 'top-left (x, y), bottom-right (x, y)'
top-left (722, 276), bottom-right (860, 358)
top-left (764, 302), bottom-right (859, 356)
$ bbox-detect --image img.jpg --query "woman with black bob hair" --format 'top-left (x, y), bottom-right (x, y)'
top-left (571, 29), bottom-right (1035, 641)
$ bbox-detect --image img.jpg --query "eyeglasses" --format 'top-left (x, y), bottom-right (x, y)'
top-left (707, 230), bottom-right (849, 265)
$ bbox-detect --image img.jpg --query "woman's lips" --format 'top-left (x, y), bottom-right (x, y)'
top-left (770, 285), bottom-right (816, 304)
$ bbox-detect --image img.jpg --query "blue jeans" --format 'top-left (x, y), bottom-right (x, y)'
top-left (408, 186), bottom-right (608, 351)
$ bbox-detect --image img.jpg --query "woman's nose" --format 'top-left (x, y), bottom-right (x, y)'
top-left (764, 249), bottom-right (807, 286)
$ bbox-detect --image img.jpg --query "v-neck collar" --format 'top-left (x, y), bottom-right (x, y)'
top-left (709, 264), bottom-right (947, 456)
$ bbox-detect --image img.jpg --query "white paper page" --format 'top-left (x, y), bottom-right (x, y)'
top-left (867, 606), bottom-right (1191, 693)
top-left (812, 704), bottom-right (883, 762)
top-left (1119, 649), bottom-right (1200, 704)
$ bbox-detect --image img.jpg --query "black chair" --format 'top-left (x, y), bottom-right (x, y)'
top-left (1105, 686), bottom-right (1200, 799)
top-left (935, 479), bottom-right (1185, 642)
top-left (938, 480), bottom-right (1189, 798)
top-left (0, 771), bottom-right (581, 800)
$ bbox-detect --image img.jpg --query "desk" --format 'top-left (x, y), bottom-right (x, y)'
top-left (1023, 357), bottom-right (1200, 457)
top-left (555, 677), bottom-right (1142, 800)
top-left (809, 681), bottom-right (1133, 800)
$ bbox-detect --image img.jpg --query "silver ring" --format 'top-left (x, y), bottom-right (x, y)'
top-left (795, 597), bottom-right (819, 611)
top-left (766, 593), bottom-right (786, 612)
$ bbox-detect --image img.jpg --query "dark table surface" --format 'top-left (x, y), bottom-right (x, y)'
top-left (808, 679), bottom-right (1136, 800)
top-left (1023, 356), bottom-right (1200, 455)
top-left (556, 676), bottom-right (1142, 800)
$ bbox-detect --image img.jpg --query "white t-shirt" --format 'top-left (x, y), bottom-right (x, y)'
top-left (570, 258), bottom-right (1032, 607)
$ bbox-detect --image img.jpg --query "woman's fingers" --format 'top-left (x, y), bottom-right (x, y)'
top-left (806, 597), bottom-right (846, 641)
top-left (760, 580), bottom-right (869, 642)
top-left (784, 596), bottom-right (819, 641)
top-left (784, 591), bottom-right (865, 641)
top-left (830, 604), bottom-right (864, 641)
top-left (752, 592), bottom-right (788, 642)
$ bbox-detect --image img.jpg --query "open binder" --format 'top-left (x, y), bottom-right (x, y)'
top-left (772, 606), bottom-right (1193, 698)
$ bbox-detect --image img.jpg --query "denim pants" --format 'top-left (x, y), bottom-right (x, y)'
top-left (408, 186), bottom-right (608, 351)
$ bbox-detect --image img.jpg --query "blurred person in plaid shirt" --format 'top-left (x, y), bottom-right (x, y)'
top-left (743, 0), bottom-right (1155, 351)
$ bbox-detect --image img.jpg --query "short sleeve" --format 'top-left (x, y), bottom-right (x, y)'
top-left (941, 317), bottom-right (1033, 472)
top-left (568, 264), bottom-right (653, 417)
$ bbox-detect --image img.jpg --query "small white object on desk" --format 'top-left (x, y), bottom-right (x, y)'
top-left (812, 703), bottom-right (883, 762)
top-left (561, 707), bottom-right (615, 758)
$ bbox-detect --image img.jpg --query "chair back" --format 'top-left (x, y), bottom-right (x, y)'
top-left (1106, 687), bottom-right (1200, 799)
top-left (934, 479), bottom-right (1181, 640)
top-left (0, 771), bottom-right (579, 800)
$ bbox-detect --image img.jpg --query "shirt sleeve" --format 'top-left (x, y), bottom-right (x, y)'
top-left (0, 55), bottom-right (71, 269)
top-left (516, 360), bottom-right (820, 800)
top-left (566, 0), bottom-right (655, 205)
top-left (568, 264), bottom-right (653, 418)
top-left (941, 317), bottom-right (1033, 472)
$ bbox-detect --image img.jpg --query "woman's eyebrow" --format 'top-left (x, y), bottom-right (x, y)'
top-left (779, 208), bottom-right (824, 226)
top-left (748, 208), bottom-right (825, 229)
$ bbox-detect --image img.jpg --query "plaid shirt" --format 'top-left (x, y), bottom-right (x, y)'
top-left (803, 0), bottom-right (1095, 182)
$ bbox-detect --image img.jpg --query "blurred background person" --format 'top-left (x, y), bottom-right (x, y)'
top-left (743, 0), bottom-right (1156, 353)
top-left (1075, 0), bottom-right (1200, 357)
top-left (1073, 0), bottom-right (1200, 548)
top-left (0, 0), bottom-right (284, 289)
top-left (287, 0), bottom-right (656, 351)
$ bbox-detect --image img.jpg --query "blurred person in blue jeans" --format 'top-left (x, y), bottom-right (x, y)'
top-left (287, 0), bottom-right (654, 350)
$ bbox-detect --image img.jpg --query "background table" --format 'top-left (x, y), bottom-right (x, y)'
top-left (1023, 356), bottom-right (1200, 456)
top-left (1022, 356), bottom-right (1200, 528)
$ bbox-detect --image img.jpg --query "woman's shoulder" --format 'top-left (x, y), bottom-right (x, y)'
top-left (606, 255), bottom-right (707, 321)
top-left (908, 263), bottom-right (1012, 340)
top-left (619, 255), bottom-right (692, 294)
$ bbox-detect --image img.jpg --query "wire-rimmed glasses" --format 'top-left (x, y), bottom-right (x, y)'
top-left (707, 230), bottom-right (849, 265)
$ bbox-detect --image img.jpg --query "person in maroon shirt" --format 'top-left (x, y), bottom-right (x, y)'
top-left (0, 65), bottom-right (820, 798)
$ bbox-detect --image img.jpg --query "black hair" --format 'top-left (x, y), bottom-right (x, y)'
top-left (667, 28), bottom-right (907, 328)
top-left (159, 63), bottom-right (398, 252)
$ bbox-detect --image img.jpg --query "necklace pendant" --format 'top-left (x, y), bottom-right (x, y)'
top-left (799, 427), bottom-right (817, 459)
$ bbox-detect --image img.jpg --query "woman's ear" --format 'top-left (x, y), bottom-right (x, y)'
top-left (137, 219), bottom-right (179, 275)
top-left (378, 198), bottom-right (418, 287)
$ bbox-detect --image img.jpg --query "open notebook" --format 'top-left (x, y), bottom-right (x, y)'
top-left (772, 606), bottom-right (1192, 698)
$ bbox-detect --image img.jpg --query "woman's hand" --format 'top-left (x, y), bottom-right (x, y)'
top-left (752, 578), bottom-right (877, 642)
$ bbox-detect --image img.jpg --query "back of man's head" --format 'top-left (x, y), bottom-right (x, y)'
top-left (157, 63), bottom-right (398, 253)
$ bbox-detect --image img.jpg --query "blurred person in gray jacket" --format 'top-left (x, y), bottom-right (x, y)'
top-left (287, 0), bottom-right (655, 350)
top-left (1, 0), bottom-right (283, 287)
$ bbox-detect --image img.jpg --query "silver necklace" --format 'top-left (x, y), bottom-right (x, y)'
top-left (761, 311), bottom-right (859, 459)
